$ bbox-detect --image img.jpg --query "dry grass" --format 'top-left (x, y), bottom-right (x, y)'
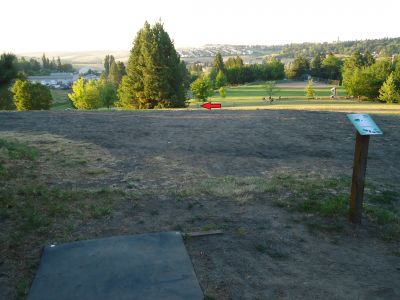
top-left (0, 132), bottom-right (118, 186)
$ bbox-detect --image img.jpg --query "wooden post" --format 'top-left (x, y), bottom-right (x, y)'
top-left (349, 132), bottom-right (370, 223)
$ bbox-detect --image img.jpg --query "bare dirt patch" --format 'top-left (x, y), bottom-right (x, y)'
top-left (0, 110), bottom-right (399, 300)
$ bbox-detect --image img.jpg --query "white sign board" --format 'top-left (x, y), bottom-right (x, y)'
top-left (347, 114), bottom-right (382, 135)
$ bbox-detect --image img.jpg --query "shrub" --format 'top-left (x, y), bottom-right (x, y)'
top-left (12, 80), bottom-right (52, 110)
top-left (68, 78), bottom-right (102, 109)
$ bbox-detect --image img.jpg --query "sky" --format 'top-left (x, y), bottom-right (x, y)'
top-left (1, 0), bottom-right (399, 53)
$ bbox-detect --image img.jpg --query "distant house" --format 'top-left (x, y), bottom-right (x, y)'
top-left (78, 67), bottom-right (90, 74)
top-left (28, 73), bottom-right (79, 88)
top-left (27, 72), bottom-right (102, 89)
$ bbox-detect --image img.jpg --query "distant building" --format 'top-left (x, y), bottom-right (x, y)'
top-left (28, 73), bottom-right (78, 87)
top-left (27, 72), bottom-right (99, 89)
top-left (78, 67), bottom-right (90, 74)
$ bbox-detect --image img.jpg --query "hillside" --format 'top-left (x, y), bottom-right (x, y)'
top-left (16, 36), bottom-right (400, 70)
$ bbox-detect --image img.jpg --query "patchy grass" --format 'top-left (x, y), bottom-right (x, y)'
top-left (174, 174), bottom-right (400, 240)
top-left (0, 138), bottom-right (39, 179)
top-left (1, 183), bottom-right (126, 299)
top-left (0, 138), bottom-right (38, 161)
top-left (0, 131), bottom-right (117, 186)
top-left (368, 191), bottom-right (399, 204)
top-left (0, 134), bottom-right (124, 300)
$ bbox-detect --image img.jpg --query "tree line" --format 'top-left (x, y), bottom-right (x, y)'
top-left (285, 52), bottom-right (343, 81)
top-left (342, 52), bottom-right (400, 102)
top-left (276, 37), bottom-right (400, 59)
top-left (0, 53), bottom-right (75, 110)
top-left (67, 21), bottom-right (189, 110)
top-left (189, 53), bottom-right (285, 102)
top-left (2, 22), bottom-right (400, 111)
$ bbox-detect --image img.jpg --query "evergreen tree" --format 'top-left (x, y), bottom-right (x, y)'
top-left (212, 52), bottom-right (226, 73)
top-left (104, 55), bottom-right (110, 76)
top-left (305, 79), bottom-right (316, 99)
top-left (98, 79), bottom-right (117, 108)
top-left (117, 61), bottom-right (126, 76)
top-left (267, 58), bottom-right (285, 80)
top-left (57, 57), bottom-right (62, 71)
top-left (348, 51), bottom-right (366, 69)
top-left (109, 61), bottom-right (122, 86)
top-left (392, 59), bottom-right (400, 88)
top-left (104, 55), bottom-right (115, 77)
top-left (0, 53), bottom-right (18, 110)
top-left (189, 63), bottom-right (203, 74)
top-left (225, 56), bottom-right (243, 69)
top-left (215, 70), bottom-right (227, 88)
top-left (321, 53), bottom-right (343, 80)
top-left (116, 75), bottom-right (138, 108)
top-left (286, 55), bottom-right (310, 79)
top-left (0, 53), bottom-right (18, 85)
top-left (0, 86), bottom-right (15, 110)
top-left (42, 53), bottom-right (48, 69)
top-left (210, 52), bottom-right (226, 84)
top-left (218, 87), bottom-right (226, 98)
top-left (121, 21), bottom-right (187, 108)
top-left (379, 73), bottom-right (399, 103)
top-left (364, 50), bottom-right (375, 66)
top-left (50, 57), bottom-right (56, 70)
top-left (311, 53), bottom-right (323, 77)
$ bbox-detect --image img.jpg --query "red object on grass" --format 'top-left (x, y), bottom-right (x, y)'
top-left (201, 102), bottom-right (222, 110)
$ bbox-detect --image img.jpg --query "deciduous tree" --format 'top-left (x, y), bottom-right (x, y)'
top-left (68, 78), bottom-right (102, 109)
top-left (12, 80), bottom-right (52, 110)
top-left (379, 73), bottom-right (399, 103)
top-left (190, 75), bottom-right (213, 102)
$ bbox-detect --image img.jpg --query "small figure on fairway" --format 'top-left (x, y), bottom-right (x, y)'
top-left (330, 86), bottom-right (337, 99)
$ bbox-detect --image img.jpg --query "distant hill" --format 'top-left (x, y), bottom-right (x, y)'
top-left (16, 37), bottom-right (400, 69)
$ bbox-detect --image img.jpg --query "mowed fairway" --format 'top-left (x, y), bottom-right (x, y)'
top-left (188, 81), bottom-right (400, 115)
top-left (1, 110), bottom-right (400, 299)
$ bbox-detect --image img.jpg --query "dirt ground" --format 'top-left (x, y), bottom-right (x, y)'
top-left (1, 110), bottom-right (400, 300)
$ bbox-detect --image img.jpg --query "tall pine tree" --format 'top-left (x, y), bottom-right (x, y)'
top-left (210, 52), bottom-right (226, 85)
top-left (120, 21), bottom-right (187, 109)
top-left (109, 61), bottom-right (122, 86)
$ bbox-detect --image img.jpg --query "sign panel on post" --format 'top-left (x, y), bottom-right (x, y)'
top-left (347, 113), bottom-right (382, 224)
top-left (347, 114), bottom-right (382, 135)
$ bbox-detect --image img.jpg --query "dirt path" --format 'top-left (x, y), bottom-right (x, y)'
top-left (1, 110), bottom-right (399, 300)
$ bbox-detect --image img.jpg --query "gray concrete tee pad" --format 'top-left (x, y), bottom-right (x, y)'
top-left (27, 232), bottom-right (203, 300)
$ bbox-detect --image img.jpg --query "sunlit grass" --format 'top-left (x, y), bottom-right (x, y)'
top-left (187, 83), bottom-right (400, 115)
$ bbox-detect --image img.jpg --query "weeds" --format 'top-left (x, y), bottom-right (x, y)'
top-left (0, 138), bottom-right (38, 161)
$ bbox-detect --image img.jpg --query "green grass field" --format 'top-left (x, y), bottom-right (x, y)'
top-left (50, 89), bottom-right (74, 110)
top-left (50, 82), bottom-right (400, 115)
top-left (188, 82), bottom-right (400, 115)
